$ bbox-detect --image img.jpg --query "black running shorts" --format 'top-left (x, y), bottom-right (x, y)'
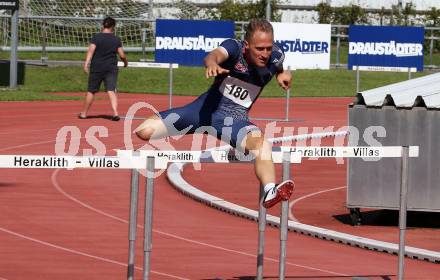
top-left (87, 70), bottom-right (118, 93)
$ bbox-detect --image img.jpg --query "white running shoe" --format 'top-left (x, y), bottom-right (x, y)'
top-left (262, 180), bottom-right (294, 209)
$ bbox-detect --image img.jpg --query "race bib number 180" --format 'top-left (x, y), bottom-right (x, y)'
top-left (219, 76), bottom-right (261, 108)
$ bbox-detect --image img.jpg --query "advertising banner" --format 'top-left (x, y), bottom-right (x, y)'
top-left (272, 23), bottom-right (331, 70)
top-left (155, 19), bottom-right (234, 66)
top-left (0, 0), bottom-right (18, 10)
top-left (348, 25), bottom-right (424, 72)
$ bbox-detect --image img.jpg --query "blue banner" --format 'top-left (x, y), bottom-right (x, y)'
top-left (348, 25), bottom-right (424, 72)
top-left (0, 0), bottom-right (19, 10)
top-left (155, 19), bottom-right (234, 66)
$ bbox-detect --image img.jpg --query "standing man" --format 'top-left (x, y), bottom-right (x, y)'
top-left (80, 16), bottom-right (128, 121)
top-left (135, 19), bottom-right (294, 208)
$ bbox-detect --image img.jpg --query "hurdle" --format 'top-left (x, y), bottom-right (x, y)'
top-left (116, 144), bottom-right (418, 280)
top-left (169, 146), bottom-right (421, 279)
top-left (250, 66), bottom-right (303, 123)
top-left (118, 61), bottom-right (179, 110)
top-left (354, 65), bottom-right (415, 93)
top-left (0, 144), bottom-right (419, 279)
top-left (398, 146), bottom-right (409, 280)
top-left (119, 147), bottom-right (301, 280)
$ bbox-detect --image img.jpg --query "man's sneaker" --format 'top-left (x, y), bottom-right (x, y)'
top-left (262, 180), bottom-right (294, 209)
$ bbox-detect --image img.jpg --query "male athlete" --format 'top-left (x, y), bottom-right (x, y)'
top-left (135, 19), bottom-right (294, 208)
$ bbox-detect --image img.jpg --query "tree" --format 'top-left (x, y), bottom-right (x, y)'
top-left (171, 0), bottom-right (202, 19)
top-left (28, 0), bottom-right (146, 18)
top-left (401, 2), bottom-right (416, 26)
top-left (390, 3), bottom-right (416, 26)
top-left (426, 7), bottom-right (440, 26)
top-left (333, 5), bottom-right (368, 25)
top-left (316, 2), bottom-right (333, 24)
top-left (207, 0), bottom-right (281, 22)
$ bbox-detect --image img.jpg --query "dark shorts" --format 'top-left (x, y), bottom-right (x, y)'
top-left (158, 91), bottom-right (259, 148)
top-left (88, 70), bottom-right (118, 93)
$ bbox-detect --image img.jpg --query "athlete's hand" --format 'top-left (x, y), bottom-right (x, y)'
top-left (205, 63), bottom-right (229, 79)
top-left (276, 70), bottom-right (292, 91)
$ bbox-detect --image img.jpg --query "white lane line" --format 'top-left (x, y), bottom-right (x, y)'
top-left (0, 139), bottom-right (189, 279)
top-left (289, 186), bottom-right (347, 222)
top-left (0, 139), bottom-right (57, 152)
top-left (0, 227), bottom-right (189, 280)
top-left (1, 130), bottom-right (349, 277)
top-left (154, 228), bottom-right (348, 276)
top-left (52, 169), bottom-right (348, 277)
top-left (0, 131), bottom-right (130, 152)
top-left (0, 127), bottom-right (57, 135)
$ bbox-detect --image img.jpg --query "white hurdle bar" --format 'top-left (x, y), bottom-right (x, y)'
top-left (0, 145), bottom-right (419, 280)
top-left (118, 61), bottom-right (179, 110)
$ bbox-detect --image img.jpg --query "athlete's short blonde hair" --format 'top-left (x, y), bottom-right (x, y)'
top-left (244, 19), bottom-right (274, 42)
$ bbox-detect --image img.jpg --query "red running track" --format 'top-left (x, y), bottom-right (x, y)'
top-left (0, 93), bottom-right (438, 280)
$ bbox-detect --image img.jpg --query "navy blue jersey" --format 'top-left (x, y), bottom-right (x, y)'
top-left (158, 38), bottom-right (285, 147)
top-left (207, 39), bottom-right (285, 114)
top-left (216, 39), bottom-right (284, 87)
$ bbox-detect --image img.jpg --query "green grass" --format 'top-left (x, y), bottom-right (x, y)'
top-left (0, 66), bottom-right (84, 101)
top-left (0, 64), bottom-right (429, 101)
top-left (118, 66), bottom-right (212, 95)
top-left (0, 89), bottom-right (79, 101)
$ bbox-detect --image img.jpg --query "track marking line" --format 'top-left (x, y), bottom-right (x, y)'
top-left (0, 131), bottom-right (131, 152)
top-left (1, 127), bottom-right (354, 277)
top-left (52, 169), bottom-right (348, 277)
top-left (0, 127), bottom-right (57, 136)
top-left (0, 226), bottom-right (189, 280)
top-left (289, 186), bottom-right (346, 222)
top-left (0, 139), bottom-right (58, 152)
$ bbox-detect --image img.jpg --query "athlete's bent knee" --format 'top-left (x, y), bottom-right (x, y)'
top-left (246, 135), bottom-right (264, 151)
top-left (135, 127), bottom-right (154, 141)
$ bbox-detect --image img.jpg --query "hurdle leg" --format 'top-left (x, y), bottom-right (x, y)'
top-left (168, 63), bottom-right (173, 109)
top-left (398, 146), bottom-right (409, 280)
top-left (279, 152), bottom-right (290, 279)
top-left (356, 65), bottom-right (360, 93)
top-left (143, 156), bottom-right (155, 280)
top-left (127, 169), bottom-right (140, 280)
top-left (284, 66), bottom-right (291, 121)
top-left (279, 200), bottom-right (288, 279)
top-left (256, 185), bottom-right (267, 280)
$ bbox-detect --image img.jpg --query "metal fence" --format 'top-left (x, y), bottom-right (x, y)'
top-left (1, 15), bottom-right (440, 68)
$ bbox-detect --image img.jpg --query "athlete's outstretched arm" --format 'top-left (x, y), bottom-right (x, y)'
top-left (276, 70), bottom-right (292, 91)
top-left (204, 47), bottom-right (230, 79)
